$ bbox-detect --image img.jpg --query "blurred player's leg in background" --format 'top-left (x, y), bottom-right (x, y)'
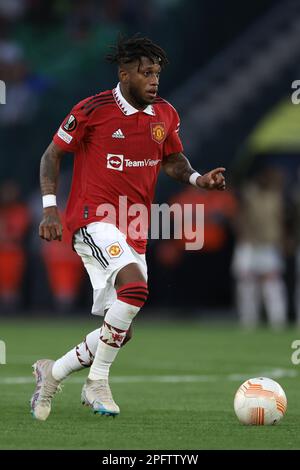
top-left (232, 242), bottom-right (287, 328)
top-left (261, 274), bottom-right (287, 329)
top-left (259, 246), bottom-right (287, 329)
top-left (235, 276), bottom-right (261, 328)
top-left (232, 243), bottom-right (261, 327)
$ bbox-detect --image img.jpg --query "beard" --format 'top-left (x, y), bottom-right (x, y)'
top-left (128, 84), bottom-right (152, 107)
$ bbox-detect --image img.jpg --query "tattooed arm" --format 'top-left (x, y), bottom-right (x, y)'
top-left (39, 142), bottom-right (65, 241)
top-left (161, 152), bottom-right (226, 190)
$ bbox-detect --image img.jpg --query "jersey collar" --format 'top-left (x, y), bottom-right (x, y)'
top-left (113, 83), bottom-right (155, 116)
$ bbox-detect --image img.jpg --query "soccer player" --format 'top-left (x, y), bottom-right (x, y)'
top-left (30, 35), bottom-right (226, 420)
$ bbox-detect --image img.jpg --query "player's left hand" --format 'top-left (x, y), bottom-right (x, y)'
top-left (196, 167), bottom-right (226, 191)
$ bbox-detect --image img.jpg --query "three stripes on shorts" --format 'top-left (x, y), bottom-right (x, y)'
top-left (80, 227), bottom-right (148, 307)
top-left (80, 226), bottom-right (108, 269)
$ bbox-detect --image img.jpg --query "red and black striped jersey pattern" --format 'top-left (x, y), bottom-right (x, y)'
top-left (80, 91), bottom-right (115, 116)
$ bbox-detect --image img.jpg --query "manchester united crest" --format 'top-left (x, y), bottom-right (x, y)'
top-left (105, 242), bottom-right (123, 258)
top-left (151, 122), bottom-right (165, 144)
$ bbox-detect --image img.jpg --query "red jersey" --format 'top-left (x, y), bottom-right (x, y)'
top-left (53, 83), bottom-right (183, 253)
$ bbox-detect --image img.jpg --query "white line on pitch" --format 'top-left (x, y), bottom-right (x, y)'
top-left (0, 368), bottom-right (297, 385)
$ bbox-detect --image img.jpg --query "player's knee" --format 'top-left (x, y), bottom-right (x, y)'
top-left (117, 281), bottom-right (149, 312)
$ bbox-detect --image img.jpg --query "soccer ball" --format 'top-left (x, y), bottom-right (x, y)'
top-left (234, 377), bottom-right (287, 425)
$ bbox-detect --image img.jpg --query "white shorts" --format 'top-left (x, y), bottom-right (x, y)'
top-left (73, 222), bottom-right (147, 316)
top-left (231, 242), bottom-right (284, 277)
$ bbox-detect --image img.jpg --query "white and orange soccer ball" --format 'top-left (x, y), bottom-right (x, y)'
top-left (234, 377), bottom-right (287, 425)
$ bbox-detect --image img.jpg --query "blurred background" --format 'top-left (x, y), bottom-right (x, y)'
top-left (1, 0), bottom-right (300, 328)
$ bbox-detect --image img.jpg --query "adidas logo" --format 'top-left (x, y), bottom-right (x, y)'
top-left (112, 129), bottom-right (125, 139)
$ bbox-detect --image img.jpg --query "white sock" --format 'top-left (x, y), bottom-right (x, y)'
top-left (262, 278), bottom-right (287, 328)
top-left (236, 278), bottom-right (260, 327)
top-left (88, 300), bottom-right (140, 381)
top-left (52, 328), bottom-right (100, 381)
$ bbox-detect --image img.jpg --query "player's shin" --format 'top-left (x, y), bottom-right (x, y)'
top-left (88, 301), bottom-right (139, 380)
top-left (88, 282), bottom-right (148, 381)
top-left (52, 328), bottom-right (100, 381)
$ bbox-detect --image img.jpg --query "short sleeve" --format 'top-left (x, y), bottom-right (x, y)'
top-left (163, 108), bottom-right (184, 157)
top-left (53, 101), bottom-right (89, 153)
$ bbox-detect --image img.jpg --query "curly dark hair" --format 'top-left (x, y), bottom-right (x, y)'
top-left (106, 34), bottom-right (169, 68)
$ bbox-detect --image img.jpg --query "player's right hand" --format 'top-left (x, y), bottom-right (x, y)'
top-left (39, 207), bottom-right (63, 241)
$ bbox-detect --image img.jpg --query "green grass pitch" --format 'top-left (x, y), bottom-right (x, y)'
top-left (0, 319), bottom-right (300, 450)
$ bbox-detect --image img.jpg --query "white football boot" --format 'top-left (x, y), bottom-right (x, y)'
top-left (30, 359), bottom-right (62, 421)
top-left (81, 378), bottom-right (120, 416)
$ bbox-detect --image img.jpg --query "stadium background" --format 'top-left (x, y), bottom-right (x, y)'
top-left (1, 0), bottom-right (298, 319)
top-left (1, 0), bottom-right (300, 451)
